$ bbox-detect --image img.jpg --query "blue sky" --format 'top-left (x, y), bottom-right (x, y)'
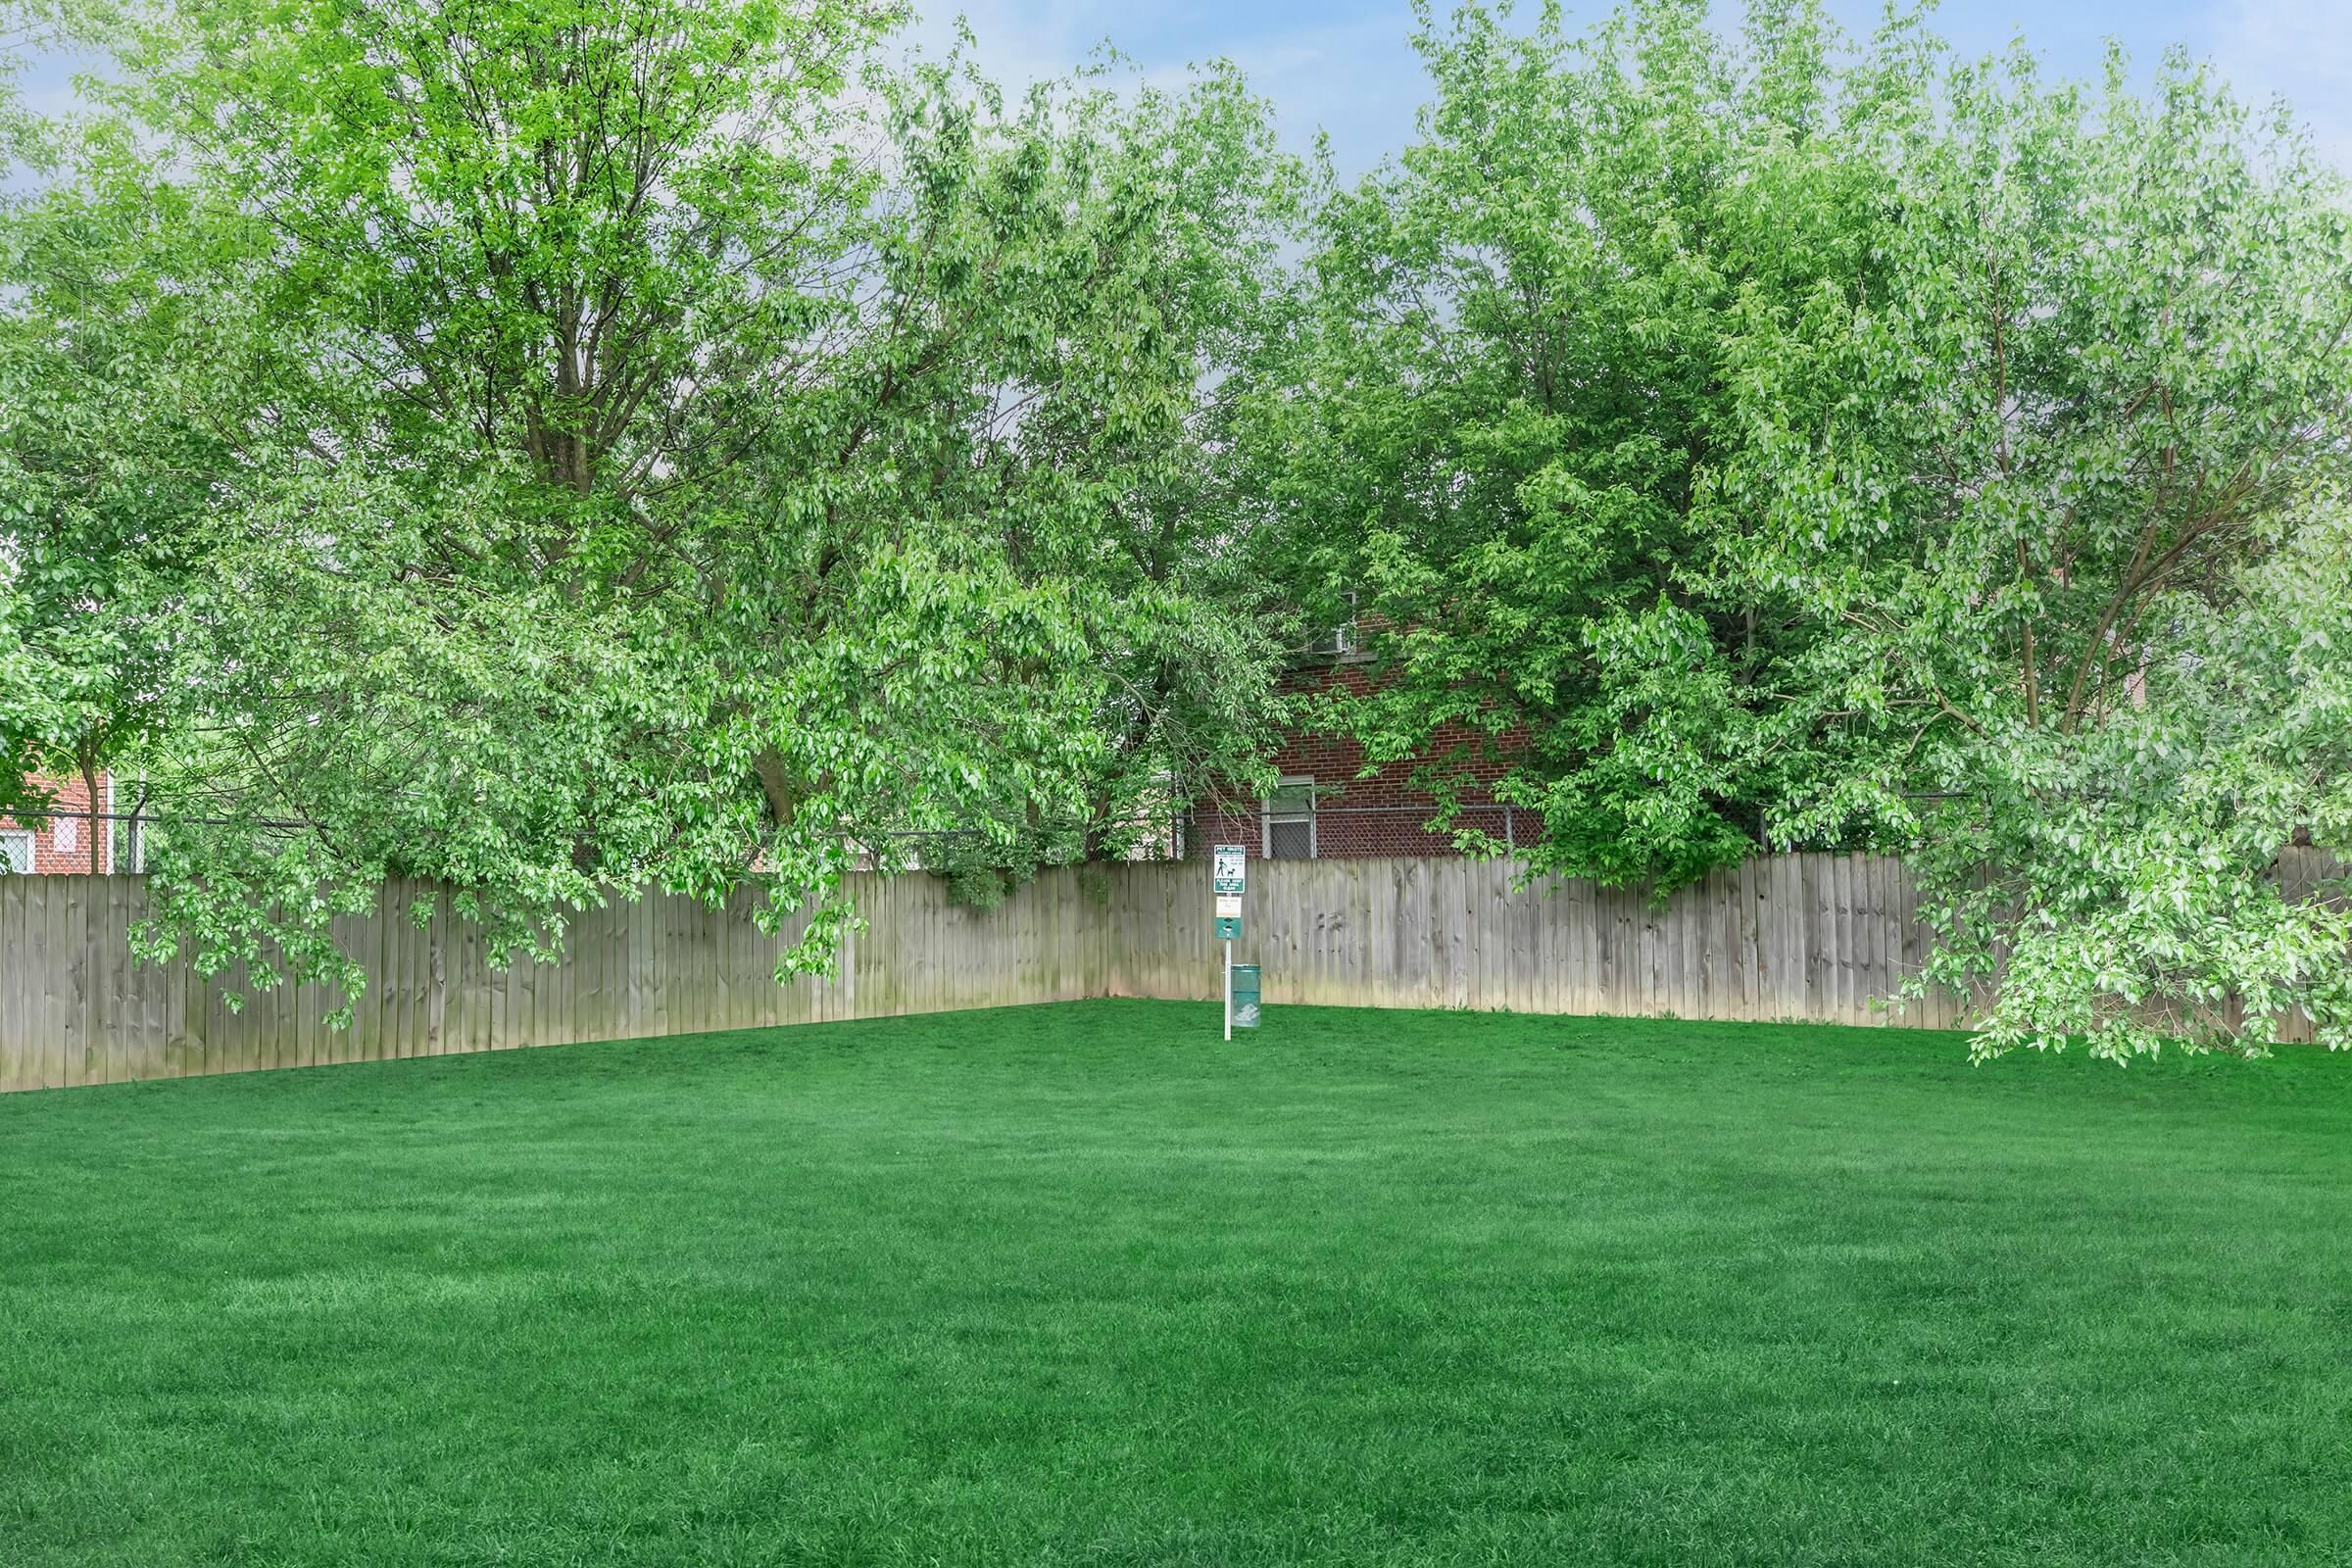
top-left (901, 1), bottom-right (2352, 178)
top-left (13, 2), bottom-right (2349, 180)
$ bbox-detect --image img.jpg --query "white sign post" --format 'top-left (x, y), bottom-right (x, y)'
top-left (1212, 844), bottom-right (1247, 1041)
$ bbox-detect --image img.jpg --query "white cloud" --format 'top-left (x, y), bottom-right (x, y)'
top-left (2203, 0), bottom-right (2352, 172)
top-left (899, 1), bottom-right (1104, 98)
top-left (897, 4), bottom-right (1425, 178)
top-left (1214, 11), bottom-right (1425, 178)
top-left (896, 1), bottom-right (2352, 188)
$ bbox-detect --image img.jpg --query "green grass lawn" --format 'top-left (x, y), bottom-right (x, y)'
top-left (3, 1001), bottom-right (2349, 1566)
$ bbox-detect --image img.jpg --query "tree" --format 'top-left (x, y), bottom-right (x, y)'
top-left (1237, 0), bottom-right (1881, 890)
top-left (7, 0), bottom-right (1298, 1006)
top-left (1715, 38), bottom-right (2352, 1056)
top-left (18, 0), bottom-right (2346, 1059)
top-left (1891, 489), bottom-right (2352, 1057)
top-left (1254, 0), bottom-right (2352, 1056)
top-left (2, 5), bottom-right (178, 873)
top-left (0, 149), bottom-right (231, 872)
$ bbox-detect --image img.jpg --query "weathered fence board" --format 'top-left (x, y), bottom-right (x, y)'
top-left (2, 850), bottom-right (2340, 1090)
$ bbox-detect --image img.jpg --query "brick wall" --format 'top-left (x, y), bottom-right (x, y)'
top-left (1190, 800), bottom-right (1527, 859)
top-left (1199, 662), bottom-right (1532, 859)
top-left (0, 771), bottom-right (113, 875)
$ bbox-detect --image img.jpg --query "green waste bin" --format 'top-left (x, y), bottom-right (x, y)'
top-left (1231, 963), bottom-right (1260, 1029)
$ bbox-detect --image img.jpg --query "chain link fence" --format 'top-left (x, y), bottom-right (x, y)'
top-left (1, 802), bottom-right (1527, 877)
top-left (0, 807), bottom-right (152, 875)
top-left (1183, 803), bottom-right (1525, 861)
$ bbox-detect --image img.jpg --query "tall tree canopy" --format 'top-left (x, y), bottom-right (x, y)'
top-left (1244, 0), bottom-right (2352, 1056)
top-left (1, 0), bottom-right (1300, 1006)
top-left (0, 172), bottom-right (224, 870)
top-left (6, 0), bottom-right (2347, 1059)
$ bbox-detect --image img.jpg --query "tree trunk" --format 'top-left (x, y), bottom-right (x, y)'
top-left (752, 748), bottom-right (799, 829)
top-left (78, 747), bottom-right (103, 875)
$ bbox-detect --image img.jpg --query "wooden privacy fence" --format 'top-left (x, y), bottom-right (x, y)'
top-left (0, 853), bottom-right (1983, 1092)
top-left (15, 848), bottom-right (2338, 1091)
top-left (0, 869), bottom-right (1112, 1094)
top-left (1107, 854), bottom-right (1964, 1029)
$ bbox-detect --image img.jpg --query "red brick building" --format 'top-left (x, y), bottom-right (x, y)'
top-left (1, 770), bottom-right (122, 875)
top-left (1191, 653), bottom-right (1529, 860)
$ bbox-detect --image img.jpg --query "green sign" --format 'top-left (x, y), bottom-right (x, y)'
top-left (1213, 843), bottom-right (1246, 940)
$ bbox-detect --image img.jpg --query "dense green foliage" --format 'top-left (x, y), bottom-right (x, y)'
top-left (4, 0), bottom-right (1298, 1006)
top-left (1244, 0), bottom-right (2352, 1056)
top-left (5, 1001), bottom-right (2350, 1563)
top-left (0, 167), bottom-right (224, 869)
top-left (0, 0), bottom-right (182, 860)
top-left (4, 0), bottom-right (2349, 1056)
top-left (1242, 1), bottom-right (1855, 888)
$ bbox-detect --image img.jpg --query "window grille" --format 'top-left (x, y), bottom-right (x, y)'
top-left (1264, 776), bottom-right (1316, 859)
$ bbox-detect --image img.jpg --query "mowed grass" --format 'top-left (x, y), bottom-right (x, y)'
top-left (3, 1002), bottom-right (2350, 1567)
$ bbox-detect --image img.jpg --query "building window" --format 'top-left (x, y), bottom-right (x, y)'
top-left (1, 831), bottom-right (31, 875)
top-left (54, 815), bottom-right (76, 854)
top-left (1300, 592), bottom-right (1361, 661)
top-left (1264, 775), bottom-right (1316, 859)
